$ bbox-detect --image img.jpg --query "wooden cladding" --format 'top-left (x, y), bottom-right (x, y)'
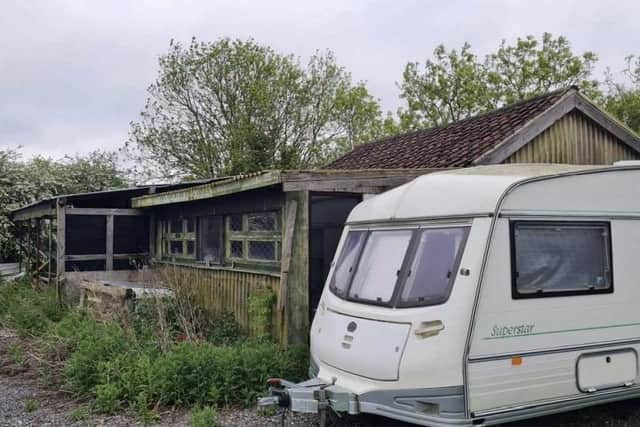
top-left (156, 264), bottom-right (281, 341)
top-left (506, 110), bottom-right (640, 165)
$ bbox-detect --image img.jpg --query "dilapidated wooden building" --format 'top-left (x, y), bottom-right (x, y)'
top-left (12, 86), bottom-right (640, 345)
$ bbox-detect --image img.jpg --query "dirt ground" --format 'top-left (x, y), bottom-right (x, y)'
top-left (3, 328), bottom-right (640, 426)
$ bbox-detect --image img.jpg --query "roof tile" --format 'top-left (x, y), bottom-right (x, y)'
top-left (325, 88), bottom-right (570, 169)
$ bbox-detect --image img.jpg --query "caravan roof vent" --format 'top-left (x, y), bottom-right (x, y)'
top-left (613, 161), bottom-right (640, 167)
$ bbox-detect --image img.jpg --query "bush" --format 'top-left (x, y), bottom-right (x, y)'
top-left (191, 405), bottom-right (217, 427)
top-left (206, 312), bottom-right (244, 346)
top-left (63, 320), bottom-right (132, 395)
top-left (0, 278), bottom-right (64, 336)
top-left (94, 383), bottom-right (121, 414)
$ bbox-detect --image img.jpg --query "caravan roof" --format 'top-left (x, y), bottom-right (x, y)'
top-left (347, 164), bottom-right (631, 223)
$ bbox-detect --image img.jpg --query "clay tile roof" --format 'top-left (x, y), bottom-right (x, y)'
top-left (325, 87), bottom-right (572, 170)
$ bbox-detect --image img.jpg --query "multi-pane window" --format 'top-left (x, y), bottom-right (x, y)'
top-left (160, 218), bottom-right (196, 260)
top-left (158, 211), bottom-right (281, 267)
top-left (511, 221), bottom-right (613, 298)
top-left (225, 212), bottom-right (281, 263)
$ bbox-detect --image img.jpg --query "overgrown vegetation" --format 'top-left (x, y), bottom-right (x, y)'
top-left (0, 148), bottom-right (128, 261)
top-left (0, 278), bottom-right (307, 421)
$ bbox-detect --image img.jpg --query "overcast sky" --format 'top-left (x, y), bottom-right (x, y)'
top-left (1, 0), bottom-right (639, 159)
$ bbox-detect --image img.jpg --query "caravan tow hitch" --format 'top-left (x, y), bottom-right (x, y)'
top-left (258, 378), bottom-right (358, 427)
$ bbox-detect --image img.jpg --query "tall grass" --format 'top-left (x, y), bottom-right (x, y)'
top-left (0, 278), bottom-right (308, 417)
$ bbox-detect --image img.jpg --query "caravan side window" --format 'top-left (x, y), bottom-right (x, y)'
top-left (511, 221), bottom-right (613, 298)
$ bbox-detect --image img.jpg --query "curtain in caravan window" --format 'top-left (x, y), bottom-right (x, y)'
top-left (399, 227), bottom-right (468, 306)
top-left (329, 231), bottom-right (366, 297)
top-left (514, 223), bottom-right (612, 295)
top-left (348, 230), bottom-right (413, 303)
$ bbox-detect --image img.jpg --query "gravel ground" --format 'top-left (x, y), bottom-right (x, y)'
top-left (3, 328), bottom-right (640, 426)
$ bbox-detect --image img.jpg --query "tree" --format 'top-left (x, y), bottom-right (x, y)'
top-left (398, 33), bottom-right (599, 129)
top-left (485, 33), bottom-right (599, 105)
top-left (0, 149), bottom-right (128, 261)
top-left (398, 43), bottom-right (490, 130)
top-left (128, 38), bottom-right (387, 180)
top-left (604, 55), bottom-right (640, 134)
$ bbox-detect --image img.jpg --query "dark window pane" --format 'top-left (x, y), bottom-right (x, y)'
top-left (114, 216), bottom-right (149, 253)
top-left (199, 216), bottom-right (222, 264)
top-left (170, 241), bottom-right (183, 255)
top-left (514, 223), bottom-right (612, 295)
top-left (186, 241), bottom-right (195, 255)
top-left (230, 240), bottom-right (243, 257)
top-left (229, 215), bottom-right (243, 232)
top-left (170, 220), bottom-right (183, 233)
top-left (248, 241), bottom-right (276, 260)
top-left (330, 231), bottom-right (366, 297)
top-left (348, 229), bottom-right (413, 303)
top-left (163, 240), bottom-right (169, 255)
top-left (66, 215), bottom-right (106, 255)
top-left (248, 212), bottom-right (278, 232)
top-left (186, 218), bottom-right (195, 233)
top-left (400, 227), bottom-right (468, 306)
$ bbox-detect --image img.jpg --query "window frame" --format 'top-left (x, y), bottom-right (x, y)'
top-left (159, 218), bottom-right (197, 261)
top-left (329, 224), bottom-right (470, 308)
top-left (224, 211), bottom-right (282, 265)
top-left (346, 228), bottom-right (416, 306)
top-left (394, 226), bottom-right (470, 308)
top-left (509, 220), bottom-right (614, 300)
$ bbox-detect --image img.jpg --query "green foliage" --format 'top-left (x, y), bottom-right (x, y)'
top-left (68, 406), bottom-right (90, 422)
top-left (603, 55), bottom-right (640, 134)
top-left (0, 280), bottom-right (307, 418)
top-left (399, 43), bottom-right (491, 129)
top-left (206, 312), bottom-right (243, 346)
top-left (191, 405), bottom-right (217, 427)
top-left (0, 278), bottom-right (65, 336)
top-left (398, 33), bottom-right (599, 130)
top-left (247, 289), bottom-right (275, 340)
top-left (24, 399), bottom-right (38, 413)
top-left (0, 148), bottom-right (128, 261)
top-left (58, 316), bottom-right (133, 395)
top-left (94, 383), bottom-right (122, 414)
top-left (128, 37), bottom-right (388, 179)
top-left (7, 343), bottom-right (26, 367)
top-left (485, 33), bottom-right (599, 105)
top-left (147, 341), bottom-right (307, 407)
top-left (133, 391), bottom-right (160, 425)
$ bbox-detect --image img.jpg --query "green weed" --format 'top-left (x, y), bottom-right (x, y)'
top-left (191, 405), bottom-right (217, 427)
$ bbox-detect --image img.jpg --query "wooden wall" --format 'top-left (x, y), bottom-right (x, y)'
top-left (155, 263), bottom-right (281, 340)
top-left (505, 110), bottom-right (640, 164)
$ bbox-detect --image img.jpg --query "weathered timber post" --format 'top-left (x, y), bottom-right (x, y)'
top-left (283, 191), bottom-right (310, 346)
top-left (105, 215), bottom-right (114, 271)
top-left (47, 219), bottom-right (52, 286)
top-left (55, 199), bottom-right (66, 304)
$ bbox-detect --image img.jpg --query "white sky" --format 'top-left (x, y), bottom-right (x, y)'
top-left (1, 0), bottom-right (639, 158)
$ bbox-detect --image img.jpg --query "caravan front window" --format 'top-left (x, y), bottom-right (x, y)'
top-left (348, 230), bottom-right (413, 303)
top-left (398, 227), bottom-right (469, 306)
top-left (329, 231), bottom-right (367, 297)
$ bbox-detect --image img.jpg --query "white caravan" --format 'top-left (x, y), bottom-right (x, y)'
top-left (261, 163), bottom-right (640, 426)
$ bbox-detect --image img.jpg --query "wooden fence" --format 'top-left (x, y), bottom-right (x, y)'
top-left (155, 263), bottom-right (281, 341)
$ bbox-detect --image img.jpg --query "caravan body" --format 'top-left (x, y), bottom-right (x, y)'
top-left (265, 164), bottom-right (640, 426)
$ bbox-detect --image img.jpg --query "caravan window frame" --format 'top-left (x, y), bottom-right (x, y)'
top-left (510, 220), bottom-right (614, 299)
top-left (329, 224), bottom-right (470, 308)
